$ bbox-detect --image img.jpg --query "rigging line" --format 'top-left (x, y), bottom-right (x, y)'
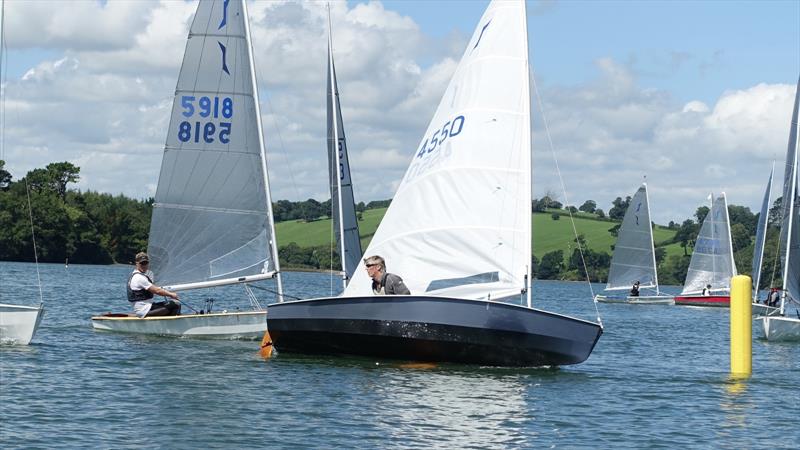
top-left (24, 179), bottom-right (43, 304)
top-left (530, 67), bottom-right (602, 326)
top-left (0, 0), bottom-right (5, 161)
top-left (247, 283), bottom-right (302, 300)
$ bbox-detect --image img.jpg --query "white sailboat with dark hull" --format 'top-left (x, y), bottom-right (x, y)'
top-left (326, 13), bottom-right (362, 288)
top-left (267, 0), bottom-right (603, 367)
top-left (92, 0), bottom-right (282, 338)
top-left (595, 183), bottom-right (673, 305)
top-left (760, 76), bottom-right (800, 341)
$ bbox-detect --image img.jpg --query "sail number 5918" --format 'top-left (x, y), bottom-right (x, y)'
top-left (416, 115), bottom-right (465, 158)
top-left (177, 95), bottom-right (234, 144)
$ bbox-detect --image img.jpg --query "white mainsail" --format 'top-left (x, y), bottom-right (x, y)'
top-left (605, 184), bottom-right (658, 292)
top-left (778, 77), bottom-right (800, 309)
top-left (327, 20), bottom-right (362, 285)
top-left (148, 0), bottom-right (280, 291)
top-left (343, 0), bottom-right (531, 300)
top-left (681, 193), bottom-right (737, 295)
top-left (751, 165), bottom-right (774, 300)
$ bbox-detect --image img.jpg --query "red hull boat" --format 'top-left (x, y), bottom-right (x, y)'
top-left (673, 295), bottom-right (730, 307)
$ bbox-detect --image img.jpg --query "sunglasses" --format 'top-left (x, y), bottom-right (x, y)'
top-left (139, 260), bottom-right (149, 265)
top-left (365, 264), bottom-right (378, 268)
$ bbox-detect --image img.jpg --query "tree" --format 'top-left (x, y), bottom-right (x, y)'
top-left (730, 223), bottom-right (750, 252)
top-left (728, 205), bottom-right (757, 235)
top-left (695, 206), bottom-right (709, 224)
top-left (608, 223), bottom-right (621, 237)
top-left (0, 160), bottom-right (11, 190)
top-left (566, 206), bottom-right (578, 214)
top-left (596, 209), bottom-right (605, 219)
top-left (608, 196), bottom-right (631, 221)
top-left (674, 219), bottom-right (698, 256)
top-left (538, 250), bottom-right (564, 280)
top-left (578, 200), bottom-right (597, 214)
top-left (46, 162), bottom-right (80, 200)
top-left (551, 213), bottom-right (560, 221)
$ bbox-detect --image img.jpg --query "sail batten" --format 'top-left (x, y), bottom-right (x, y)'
top-left (149, 0), bottom-right (278, 288)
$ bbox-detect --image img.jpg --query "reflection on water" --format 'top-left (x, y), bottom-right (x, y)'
top-left (1, 263), bottom-right (799, 448)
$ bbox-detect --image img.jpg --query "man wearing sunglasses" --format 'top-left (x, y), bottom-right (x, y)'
top-left (127, 252), bottom-right (181, 318)
top-left (364, 255), bottom-right (410, 295)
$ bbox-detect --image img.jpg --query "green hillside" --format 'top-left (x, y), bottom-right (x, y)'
top-left (275, 208), bottom-right (680, 259)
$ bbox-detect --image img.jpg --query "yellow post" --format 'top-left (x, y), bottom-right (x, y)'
top-left (730, 275), bottom-right (752, 377)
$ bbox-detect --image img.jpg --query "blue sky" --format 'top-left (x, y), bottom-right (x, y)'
top-left (1, 0), bottom-right (799, 224)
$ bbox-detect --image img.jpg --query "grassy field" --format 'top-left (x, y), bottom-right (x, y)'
top-left (275, 208), bottom-right (682, 260)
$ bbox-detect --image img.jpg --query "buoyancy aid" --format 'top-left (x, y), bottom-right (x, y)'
top-left (127, 271), bottom-right (155, 302)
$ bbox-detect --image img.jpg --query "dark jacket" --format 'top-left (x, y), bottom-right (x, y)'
top-left (373, 272), bottom-right (411, 295)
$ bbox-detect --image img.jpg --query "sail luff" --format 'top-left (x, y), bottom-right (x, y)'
top-left (643, 183), bottom-right (660, 294)
top-left (521, 0), bottom-right (532, 308)
top-left (242, 0), bottom-right (283, 301)
top-left (328, 14), bottom-right (347, 289)
top-left (752, 164), bottom-right (774, 301)
top-left (779, 77), bottom-right (800, 313)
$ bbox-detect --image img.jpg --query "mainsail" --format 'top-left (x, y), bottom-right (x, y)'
top-left (778, 76), bottom-right (800, 307)
top-left (606, 184), bottom-right (658, 291)
top-left (751, 165), bottom-right (774, 300)
top-left (343, 0), bottom-right (531, 300)
top-left (148, 0), bottom-right (279, 289)
top-left (327, 21), bottom-right (362, 285)
top-left (681, 193), bottom-right (737, 295)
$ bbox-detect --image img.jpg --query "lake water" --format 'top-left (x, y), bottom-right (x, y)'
top-left (1, 261), bottom-right (798, 448)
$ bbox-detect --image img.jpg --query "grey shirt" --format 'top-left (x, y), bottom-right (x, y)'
top-left (372, 272), bottom-right (411, 295)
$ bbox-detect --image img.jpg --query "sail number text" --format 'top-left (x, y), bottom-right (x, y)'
top-left (177, 95), bottom-right (234, 144)
top-left (416, 115), bottom-right (465, 158)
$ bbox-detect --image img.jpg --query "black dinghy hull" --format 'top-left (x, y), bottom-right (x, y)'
top-left (267, 296), bottom-right (603, 367)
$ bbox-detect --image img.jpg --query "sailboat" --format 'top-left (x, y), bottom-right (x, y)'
top-left (674, 193), bottom-right (737, 307)
top-left (595, 183), bottom-right (674, 305)
top-left (92, 0), bottom-right (283, 338)
top-left (0, 0), bottom-right (45, 345)
top-left (326, 12), bottom-right (362, 288)
top-left (760, 76), bottom-right (800, 341)
top-left (266, 0), bottom-right (603, 367)
top-left (750, 164), bottom-right (781, 316)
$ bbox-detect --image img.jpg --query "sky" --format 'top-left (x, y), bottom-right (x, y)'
top-left (1, 0), bottom-right (798, 225)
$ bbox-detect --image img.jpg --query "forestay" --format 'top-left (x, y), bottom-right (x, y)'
top-left (149, 0), bottom-right (277, 287)
top-left (343, 0), bottom-right (531, 300)
top-left (778, 77), bottom-right (800, 303)
top-left (681, 194), bottom-right (736, 295)
top-left (606, 184), bottom-right (657, 291)
top-left (327, 28), bottom-right (362, 283)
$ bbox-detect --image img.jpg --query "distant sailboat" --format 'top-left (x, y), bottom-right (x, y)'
top-left (267, 0), bottom-right (603, 367)
top-left (595, 183), bottom-right (673, 305)
top-left (92, 0), bottom-right (282, 338)
top-left (760, 76), bottom-right (800, 341)
top-left (0, 0), bottom-right (45, 345)
top-left (326, 12), bottom-right (362, 288)
top-left (750, 164), bottom-right (781, 316)
top-left (674, 193), bottom-right (737, 307)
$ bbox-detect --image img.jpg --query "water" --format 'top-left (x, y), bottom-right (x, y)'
top-left (1, 262), bottom-right (798, 448)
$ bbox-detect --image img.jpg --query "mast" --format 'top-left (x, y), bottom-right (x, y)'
top-left (722, 192), bottom-right (736, 285)
top-left (643, 182), bottom-right (660, 295)
top-left (780, 115), bottom-right (798, 315)
top-left (242, 0), bottom-right (284, 302)
top-left (521, 0), bottom-right (532, 308)
top-left (327, 6), bottom-right (347, 290)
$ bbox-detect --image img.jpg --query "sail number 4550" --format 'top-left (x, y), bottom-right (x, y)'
top-left (416, 115), bottom-right (464, 158)
top-left (177, 95), bottom-right (234, 144)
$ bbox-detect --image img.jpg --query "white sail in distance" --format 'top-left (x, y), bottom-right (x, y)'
top-left (751, 165), bottom-right (774, 299)
top-left (148, 0), bottom-right (279, 289)
top-left (327, 21), bottom-right (363, 285)
top-left (778, 76), bottom-right (800, 305)
top-left (681, 193), bottom-right (737, 295)
top-left (343, 0), bottom-right (531, 300)
top-left (606, 184), bottom-right (658, 291)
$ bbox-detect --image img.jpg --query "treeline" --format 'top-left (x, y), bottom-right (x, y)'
top-left (0, 161), bottom-right (390, 265)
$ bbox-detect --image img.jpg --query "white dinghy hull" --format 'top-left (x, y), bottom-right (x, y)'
top-left (91, 311), bottom-right (267, 339)
top-left (0, 303), bottom-right (45, 345)
top-left (760, 315), bottom-right (800, 341)
top-left (595, 295), bottom-right (674, 305)
top-left (751, 303), bottom-right (781, 317)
